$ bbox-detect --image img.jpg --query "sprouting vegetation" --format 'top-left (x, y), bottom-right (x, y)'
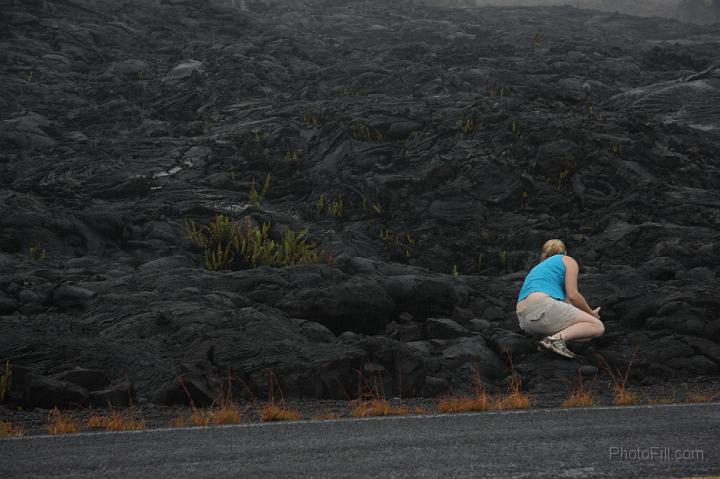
top-left (303, 113), bottom-right (322, 127)
top-left (379, 228), bottom-right (416, 259)
top-left (462, 116), bottom-right (476, 134)
top-left (186, 214), bottom-right (324, 271)
top-left (29, 245), bottom-right (46, 260)
top-left (499, 250), bottom-right (509, 268)
top-left (249, 174), bottom-right (271, 207)
top-left (452, 264), bottom-right (460, 278)
top-left (282, 149), bottom-right (300, 162)
top-left (351, 122), bottom-right (384, 141)
top-left (328, 197), bottom-right (343, 217)
top-left (556, 168), bottom-right (571, 191)
top-left (314, 194), bottom-right (344, 218)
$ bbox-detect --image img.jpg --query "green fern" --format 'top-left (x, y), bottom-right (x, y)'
top-left (188, 214), bottom-right (320, 270)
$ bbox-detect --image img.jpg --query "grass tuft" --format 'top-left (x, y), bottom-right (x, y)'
top-left (0, 419), bottom-right (24, 437)
top-left (259, 403), bottom-right (301, 422)
top-left (495, 376), bottom-right (533, 410)
top-left (186, 215), bottom-right (323, 271)
top-left (561, 373), bottom-right (595, 408)
top-left (86, 409), bottom-right (145, 431)
top-left (311, 410), bottom-right (343, 421)
top-left (685, 391), bottom-right (717, 403)
top-left (47, 408), bottom-right (81, 435)
top-left (350, 399), bottom-right (410, 418)
top-left (597, 348), bottom-right (641, 406)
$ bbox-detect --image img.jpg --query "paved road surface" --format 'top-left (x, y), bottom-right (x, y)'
top-left (1, 403), bottom-right (718, 478)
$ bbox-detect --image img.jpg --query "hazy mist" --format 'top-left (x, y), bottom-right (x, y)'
top-left (418, 0), bottom-right (720, 24)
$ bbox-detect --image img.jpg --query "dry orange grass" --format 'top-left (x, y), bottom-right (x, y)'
top-left (685, 391), bottom-right (717, 403)
top-left (495, 377), bottom-right (533, 410)
top-left (189, 409), bottom-right (213, 426)
top-left (259, 403), bottom-right (301, 422)
top-left (172, 403), bottom-right (244, 427)
top-left (86, 410), bottom-right (145, 431)
top-left (437, 370), bottom-right (493, 413)
top-left (168, 415), bottom-right (187, 428)
top-left (597, 348), bottom-right (641, 406)
top-left (437, 388), bottom-right (492, 413)
top-left (413, 406), bottom-right (431, 415)
top-left (47, 408), bottom-right (81, 435)
top-left (561, 374), bottom-right (595, 408)
top-left (562, 390), bottom-right (595, 408)
top-left (0, 419), bottom-right (24, 437)
top-left (311, 410), bottom-right (343, 420)
top-left (350, 399), bottom-right (410, 418)
top-left (212, 403), bottom-right (243, 424)
top-left (613, 388), bottom-right (641, 405)
top-left (646, 397), bottom-right (674, 405)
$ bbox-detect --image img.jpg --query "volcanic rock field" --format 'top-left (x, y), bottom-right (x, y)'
top-left (1, 0), bottom-right (720, 410)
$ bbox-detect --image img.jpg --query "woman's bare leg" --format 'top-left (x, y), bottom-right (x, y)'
top-left (549, 310), bottom-right (605, 342)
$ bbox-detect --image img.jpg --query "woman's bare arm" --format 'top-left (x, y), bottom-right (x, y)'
top-left (563, 256), bottom-right (596, 315)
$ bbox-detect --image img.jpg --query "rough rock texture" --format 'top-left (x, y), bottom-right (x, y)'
top-left (0, 0), bottom-right (719, 407)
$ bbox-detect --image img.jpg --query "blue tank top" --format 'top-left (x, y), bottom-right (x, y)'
top-left (517, 254), bottom-right (566, 302)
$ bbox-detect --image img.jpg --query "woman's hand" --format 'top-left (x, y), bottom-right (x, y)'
top-left (591, 307), bottom-right (601, 319)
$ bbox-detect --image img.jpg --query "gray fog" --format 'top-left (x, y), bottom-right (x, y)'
top-left (419, 0), bottom-right (720, 24)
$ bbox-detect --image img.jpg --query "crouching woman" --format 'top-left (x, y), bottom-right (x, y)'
top-left (515, 239), bottom-right (604, 358)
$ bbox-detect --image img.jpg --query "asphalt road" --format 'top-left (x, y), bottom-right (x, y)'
top-left (1, 403), bottom-right (718, 478)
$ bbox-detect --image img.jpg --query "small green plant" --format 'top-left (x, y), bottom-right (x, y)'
top-left (203, 242), bottom-right (234, 271)
top-left (186, 215), bottom-right (322, 271)
top-left (303, 114), bottom-right (322, 127)
top-left (499, 250), bottom-right (509, 268)
top-left (351, 122), bottom-right (384, 141)
top-left (371, 202), bottom-right (382, 215)
top-left (29, 245), bottom-right (46, 260)
top-left (462, 116), bottom-right (476, 134)
top-left (0, 361), bottom-right (11, 402)
top-left (202, 117), bottom-right (210, 136)
top-left (452, 264), bottom-right (459, 278)
top-left (25, 70), bottom-right (33, 82)
top-left (611, 144), bottom-right (621, 155)
top-left (282, 149), bottom-right (299, 162)
top-left (556, 169), bottom-right (570, 191)
top-left (249, 174), bottom-right (271, 207)
top-left (328, 197), bottom-right (343, 217)
top-left (137, 70), bottom-right (145, 81)
top-left (315, 194), bottom-right (326, 213)
top-left (511, 120), bottom-right (520, 136)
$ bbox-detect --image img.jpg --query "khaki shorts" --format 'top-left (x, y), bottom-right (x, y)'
top-left (516, 296), bottom-right (579, 337)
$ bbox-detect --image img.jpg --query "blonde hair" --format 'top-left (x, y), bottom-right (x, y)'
top-left (540, 239), bottom-right (566, 260)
